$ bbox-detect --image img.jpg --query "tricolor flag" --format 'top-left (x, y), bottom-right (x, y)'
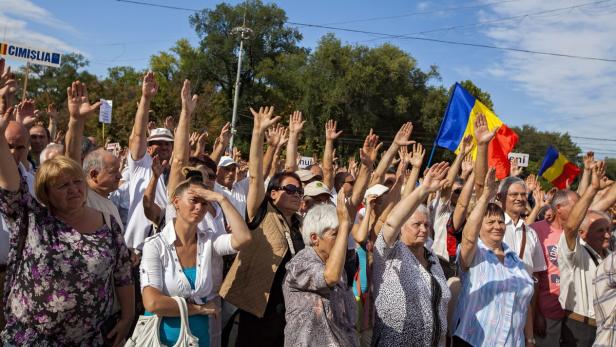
top-left (435, 83), bottom-right (519, 179)
top-left (538, 146), bottom-right (581, 189)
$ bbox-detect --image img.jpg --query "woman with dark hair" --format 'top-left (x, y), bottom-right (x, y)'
top-left (452, 169), bottom-right (535, 347)
top-left (220, 106), bottom-right (306, 347)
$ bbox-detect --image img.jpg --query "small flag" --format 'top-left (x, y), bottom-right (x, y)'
top-left (538, 146), bottom-right (581, 189)
top-left (435, 82), bottom-right (519, 179)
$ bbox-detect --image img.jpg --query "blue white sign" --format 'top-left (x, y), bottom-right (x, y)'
top-left (99, 99), bottom-right (113, 124)
top-left (0, 41), bottom-right (62, 68)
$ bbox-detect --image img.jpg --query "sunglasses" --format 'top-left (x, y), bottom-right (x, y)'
top-left (186, 171), bottom-right (217, 181)
top-left (453, 189), bottom-right (462, 195)
top-left (277, 184), bottom-right (304, 196)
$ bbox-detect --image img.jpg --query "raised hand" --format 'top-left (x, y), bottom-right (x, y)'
top-left (461, 155), bottom-right (473, 177)
top-left (250, 106), bottom-right (280, 133)
top-left (47, 103), bottom-right (59, 123)
top-left (325, 119), bottom-right (342, 141)
top-left (533, 188), bottom-right (546, 209)
top-left (189, 132), bottom-right (199, 149)
top-left (66, 81), bottom-right (101, 121)
top-left (348, 156), bottom-right (358, 177)
top-left (474, 112), bottom-right (498, 145)
top-left (232, 146), bottom-right (242, 162)
top-left (54, 129), bottom-right (65, 144)
top-left (197, 131), bottom-right (208, 147)
top-left (510, 158), bottom-right (523, 177)
top-left (483, 167), bottom-right (498, 200)
top-left (151, 155), bottom-right (169, 178)
top-left (288, 111), bottom-right (305, 135)
top-left (0, 105), bottom-right (15, 133)
top-left (359, 129), bottom-right (382, 166)
top-left (0, 58), bottom-right (17, 101)
top-left (266, 124), bottom-right (283, 147)
top-left (218, 122), bottom-right (232, 146)
top-left (147, 121), bottom-right (156, 134)
top-left (393, 122), bottom-right (414, 147)
top-left (164, 116), bottom-right (175, 132)
top-left (591, 161), bottom-right (606, 190)
top-left (278, 126), bottom-right (289, 148)
top-left (460, 134), bottom-right (474, 155)
top-left (409, 143), bottom-right (425, 168)
top-left (15, 99), bottom-right (41, 127)
top-left (142, 71), bottom-right (159, 99)
top-left (583, 151), bottom-right (596, 170)
top-left (181, 79), bottom-right (198, 115)
top-left (526, 174), bottom-right (538, 193)
top-left (336, 187), bottom-right (352, 225)
top-left (421, 161), bottom-right (450, 193)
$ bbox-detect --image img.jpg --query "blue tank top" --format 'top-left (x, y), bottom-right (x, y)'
top-left (145, 267), bottom-right (210, 346)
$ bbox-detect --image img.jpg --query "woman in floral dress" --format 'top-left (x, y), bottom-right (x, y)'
top-left (0, 111), bottom-right (134, 344)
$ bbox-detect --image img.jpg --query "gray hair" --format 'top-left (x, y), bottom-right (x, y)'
top-left (551, 189), bottom-right (579, 209)
top-left (83, 148), bottom-right (111, 175)
top-left (301, 204), bottom-right (339, 246)
top-left (403, 204), bottom-right (431, 227)
top-left (581, 210), bottom-right (612, 231)
top-left (498, 176), bottom-right (526, 196)
top-left (39, 143), bottom-right (64, 164)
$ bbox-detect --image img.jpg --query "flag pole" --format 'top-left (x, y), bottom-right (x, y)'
top-left (427, 83), bottom-right (458, 167)
top-left (102, 123), bottom-right (105, 146)
top-left (21, 62), bottom-right (30, 100)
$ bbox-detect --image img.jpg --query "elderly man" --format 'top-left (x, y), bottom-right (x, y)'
top-left (83, 149), bottom-right (124, 231)
top-left (559, 162), bottom-right (614, 347)
top-left (300, 180), bottom-right (333, 215)
top-left (214, 155), bottom-right (249, 219)
top-left (28, 124), bottom-right (50, 168)
top-left (531, 189), bottom-right (580, 346)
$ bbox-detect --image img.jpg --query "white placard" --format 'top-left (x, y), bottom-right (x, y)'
top-left (508, 152), bottom-right (529, 167)
top-left (105, 142), bottom-right (121, 157)
top-left (298, 156), bottom-right (314, 169)
top-left (99, 99), bottom-right (112, 124)
top-left (0, 41), bottom-right (62, 67)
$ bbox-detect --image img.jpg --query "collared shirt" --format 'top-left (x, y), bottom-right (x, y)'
top-left (430, 195), bottom-right (454, 262)
top-left (453, 239), bottom-right (534, 347)
top-left (593, 252), bottom-right (616, 347)
top-left (140, 209), bottom-right (236, 303)
top-left (124, 153), bottom-right (168, 250)
top-left (531, 219), bottom-right (565, 319)
top-left (504, 213), bottom-right (547, 274)
top-left (87, 187), bottom-right (124, 232)
top-left (214, 178), bottom-right (249, 220)
top-left (558, 233), bottom-right (609, 319)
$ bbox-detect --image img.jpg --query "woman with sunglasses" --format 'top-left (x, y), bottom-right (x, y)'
top-left (220, 106), bottom-right (307, 347)
top-left (140, 80), bottom-right (251, 346)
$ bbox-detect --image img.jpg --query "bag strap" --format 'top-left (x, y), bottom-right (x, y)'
top-left (582, 244), bottom-right (600, 267)
top-left (519, 224), bottom-right (527, 260)
top-left (172, 296), bottom-right (194, 341)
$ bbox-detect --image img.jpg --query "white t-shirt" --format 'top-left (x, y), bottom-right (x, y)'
top-left (124, 153), bottom-right (168, 250)
top-left (503, 213), bottom-right (547, 274)
top-left (558, 233), bottom-right (609, 319)
top-left (214, 178), bottom-right (249, 220)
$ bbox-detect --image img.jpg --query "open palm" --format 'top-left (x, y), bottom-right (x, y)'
top-left (67, 81), bottom-right (100, 120)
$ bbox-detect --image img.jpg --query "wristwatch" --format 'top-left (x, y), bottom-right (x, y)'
top-left (526, 337), bottom-right (536, 344)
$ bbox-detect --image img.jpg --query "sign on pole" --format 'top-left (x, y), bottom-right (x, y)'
top-left (298, 156), bottom-right (314, 169)
top-left (0, 41), bottom-right (62, 68)
top-left (106, 143), bottom-right (121, 157)
top-left (508, 152), bottom-right (529, 167)
top-left (99, 99), bottom-right (113, 124)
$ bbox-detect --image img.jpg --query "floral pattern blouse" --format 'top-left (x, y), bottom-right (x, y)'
top-left (0, 176), bottom-right (133, 346)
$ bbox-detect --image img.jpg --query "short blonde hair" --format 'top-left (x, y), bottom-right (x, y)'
top-left (35, 155), bottom-right (84, 207)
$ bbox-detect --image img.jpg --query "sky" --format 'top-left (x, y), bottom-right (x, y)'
top-left (1, 0), bottom-right (616, 159)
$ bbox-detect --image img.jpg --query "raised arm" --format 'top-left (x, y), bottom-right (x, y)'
top-left (590, 174), bottom-right (616, 212)
top-left (442, 135), bottom-right (473, 197)
top-left (459, 168), bottom-right (498, 271)
top-left (380, 162), bottom-right (450, 246)
top-left (352, 195), bottom-right (377, 244)
top-left (324, 192), bottom-right (352, 286)
top-left (350, 131), bottom-right (381, 209)
top-left (268, 132), bottom-right (287, 179)
top-left (563, 161), bottom-right (603, 251)
top-left (577, 152), bottom-right (594, 196)
top-left (473, 113), bottom-right (497, 197)
top-left (263, 124), bottom-right (284, 177)
top-left (284, 111), bottom-right (305, 172)
top-left (323, 120), bottom-right (342, 190)
top-left (47, 103), bottom-right (59, 141)
top-left (129, 71), bottom-right (159, 161)
top-left (143, 155), bottom-right (166, 226)
top-left (210, 122), bottom-right (230, 164)
top-left (247, 106), bottom-right (280, 221)
top-left (403, 142), bottom-right (426, 198)
top-left (0, 58), bottom-right (17, 110)
top-left (371, 122), bottom-right (414, 185)
top-left (65, 81), bottom-right (101, 163)
top-left (526, 188), bottom-right (546, 225)
top-left (0, 105), bottom-right (19, 191)
top-left (452, 171), bottom-right (475, 230)
top-left (168, 80), bottom-right (198, 199)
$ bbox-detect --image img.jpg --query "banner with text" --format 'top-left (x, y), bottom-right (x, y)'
top-left (99, 99), bottom-right (113, 124)
top-left (0, 41), bottom-right (62, 68)
top-left (508, 152), bottom-right (529, 168)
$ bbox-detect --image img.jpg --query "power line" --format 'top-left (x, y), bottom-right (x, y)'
top-left (116, 0), bottom-right (616, 63)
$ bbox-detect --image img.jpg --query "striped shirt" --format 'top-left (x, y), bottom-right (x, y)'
top-left (453, 239), bottom-right (534, 346)
top-left (593, 252), bottom-right (616, 347)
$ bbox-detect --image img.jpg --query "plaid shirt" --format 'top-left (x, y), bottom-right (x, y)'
top-left (593, 252), bottom-right (616, 347)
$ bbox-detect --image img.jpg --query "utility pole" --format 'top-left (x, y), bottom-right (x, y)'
top-left (229, 16), bottom-right (252, 151)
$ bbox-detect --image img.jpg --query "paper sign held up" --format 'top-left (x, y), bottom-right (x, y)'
top-left (99, 99), bottom-right (113, 124)
top-left (0, 41), bottom-right (62, 68)
top-left (508, 152), bottom-right (529, 167)
top-left (298, 156), bottom-right (314, 169)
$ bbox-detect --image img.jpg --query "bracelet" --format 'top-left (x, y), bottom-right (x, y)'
top-left (526, 337), bottom-right (536, 344)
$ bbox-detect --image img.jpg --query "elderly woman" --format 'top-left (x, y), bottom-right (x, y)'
top-left (452, 168), bottom-right (535, 346)
top-left (283, 193), bottom-right (358, 346)
top-left (372, 162), bottom-right (451, 346)
top-left (0, 117), bottom-right (134, 344)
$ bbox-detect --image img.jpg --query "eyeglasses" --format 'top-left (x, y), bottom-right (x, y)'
top-left (277, 184), bottom-right (304, 196)
top-left (507, 192), bottom-right (527, 198)
top-left (452, 189), bottom-right (462, 195)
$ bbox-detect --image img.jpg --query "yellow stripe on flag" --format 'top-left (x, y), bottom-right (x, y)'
top-left (454, 99), bottom-right (504, 160)
top-left (541, 153), bottom-right (569, 182)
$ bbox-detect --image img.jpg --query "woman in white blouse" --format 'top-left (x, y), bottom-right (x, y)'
top-left (140, 179), bottom-right (251, 346)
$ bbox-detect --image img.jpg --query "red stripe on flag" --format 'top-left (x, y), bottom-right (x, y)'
top-left (551, 162), bottom-right (581, 189)
top-left (488, 124), bottom-right (519, 179)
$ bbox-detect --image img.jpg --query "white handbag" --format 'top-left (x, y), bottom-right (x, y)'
top-left (125, 296), bottom-right (200, 347)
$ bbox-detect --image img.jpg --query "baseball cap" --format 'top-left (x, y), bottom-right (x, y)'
top-left (364, 184), bottom-right (389, 198)
top-left (296, 169), bottom-right (316, 183)
top-left (147, 128), bottom-right (174, 143)
top-left (218, 156), bottom-right (237, 167)
top-left (304, 181), bottom-right (332, 198)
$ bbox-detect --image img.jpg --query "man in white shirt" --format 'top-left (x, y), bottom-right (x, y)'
top-left (83, 149), bottom-right (124, 231)
top-left (214, 156), bottom-right (249, 220)
top-left (559, 164), bottom-right (613, 347)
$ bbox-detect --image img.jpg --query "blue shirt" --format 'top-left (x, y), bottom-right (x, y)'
top-left (145, 267), bottom-right (210, 346)
top-left (453, 239), bottom-right (534, 346)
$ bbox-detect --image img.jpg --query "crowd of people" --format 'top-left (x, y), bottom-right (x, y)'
top-left (0, 56), bottom-right (615, 347)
